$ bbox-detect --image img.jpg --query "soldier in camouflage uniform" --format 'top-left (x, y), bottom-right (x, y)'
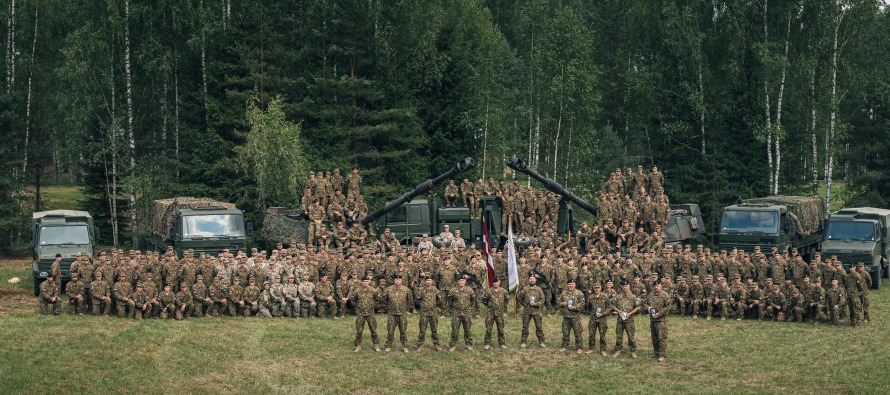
top-left (65, 274), bottom-right (86, 315)
top-left (38, 276), bottom-right (61, 315)
top-left (350, 276), bottom-right (381, 352)
top-left (132, 283), bottom-right (150, 319)
top-left (298, 273), bottom-right (317, 317)
top-left (518, 275), bottom-right (546, 348)
top-left (645, 277), bottom-right (672, 362)
top-left (585, 283), bottom-right (610, 355)
top-left (175, 283), bottom-right (194, 320)
top-left (113, 274), bottom-right (136, 318)
top-left (241, 278), bottom-right (261, 317)
top-left (559, 279), bottom-right (586, 353)
top-left (315, 274), bottom-right (336, 318)
top-left (827, 278), bottom-right (846, 326)
top-left (282, 276), bottom-right (299, 317)
top-left (191, 274), bottom-right (212, 317)
top-left (856, 263), bottom-right (871, 323)
top-left (227, 278), bottom-right (245, 317)
top-left (208, 277), bottom-right (227, 317)
top-left (482, 277), bottom-right (510, 350)
top-left (157, 284), bottom-right (176, 319)
top-left (611, 280), bottom-right (640, 358)
top-left (347, 168), bottom-right (362, 198)
top-left (258, 282), bottom-right (274, 318)
top-left (448, 276), bottom-right (476, 351)
top-left (444, 180), bottom-right (460, 207)
top-left (383, 274), bottom-right (413, 352)
top-left (415, 276), bottom-right (442, 351)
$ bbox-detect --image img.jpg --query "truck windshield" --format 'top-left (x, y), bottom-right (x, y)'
top-left (721, 210), bottom-right (779, 234)
top-left (182, 214), bottom-right (245, 238)
top-left (826, 221), bottom-right (875, 241)
top-left (39, 225), bottom-right (90, 245)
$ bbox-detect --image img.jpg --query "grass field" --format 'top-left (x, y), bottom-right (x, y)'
top-left (1, 257), bottom-right (888, 394)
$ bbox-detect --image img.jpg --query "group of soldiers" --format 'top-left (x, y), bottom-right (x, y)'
top-left (35, 236), bottom-right (873, 361)
top-left (299, 168), bottom-right (369, 247)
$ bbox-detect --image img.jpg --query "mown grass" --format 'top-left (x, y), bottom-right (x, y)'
top-left (1, 271), bottom-right (887, 395)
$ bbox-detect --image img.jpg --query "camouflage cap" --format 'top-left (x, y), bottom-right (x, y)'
top-left (857, 262), bottom-right (865, 267)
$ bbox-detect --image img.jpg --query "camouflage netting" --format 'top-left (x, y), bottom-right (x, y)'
top-left (744, 195), bottom-right (825, 236)
top-left (151, 197), bottom-right (236, 238)
top-left (263, 210), bottom-right (309, 245)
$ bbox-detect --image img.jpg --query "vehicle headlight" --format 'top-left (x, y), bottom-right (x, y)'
top-left (39, 271), bottom-right (48, 277)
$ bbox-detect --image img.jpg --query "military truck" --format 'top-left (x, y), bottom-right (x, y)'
top-left (30, 210), bottom-right (97, 296)
top-left (149, 197), bottom-right (248, 258)
top-left (821, 207), bottom-right (890, 288)
top-left (719, 195), bottom-right (825, 260)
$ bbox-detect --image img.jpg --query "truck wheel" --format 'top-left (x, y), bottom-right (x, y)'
top-left (33, 278), bottom-right (41, 297)
top-left (874, 267), bottom-right (881, 289)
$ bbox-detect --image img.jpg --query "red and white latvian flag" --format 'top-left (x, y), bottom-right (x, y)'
top-left (481, 216), bottom-right (497, 285)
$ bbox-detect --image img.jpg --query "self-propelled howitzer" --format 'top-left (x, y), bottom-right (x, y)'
top-left (361, 157), bottom-right (475, 226)
top-left (506, 155), bottom-right (598, 216)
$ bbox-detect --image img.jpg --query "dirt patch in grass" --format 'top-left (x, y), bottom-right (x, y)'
top-left (0, 291), bottom-right (36, 316)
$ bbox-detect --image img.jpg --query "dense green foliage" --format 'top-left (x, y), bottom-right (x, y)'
top-left (1, 0), bottom-right (888, 249)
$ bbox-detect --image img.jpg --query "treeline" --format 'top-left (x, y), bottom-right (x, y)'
top-left (0, 0), bottom-right (888, 252)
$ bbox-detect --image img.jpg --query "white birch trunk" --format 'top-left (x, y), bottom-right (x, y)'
top-left (109, 62), bottom-right (119, 246)
top-left (552, 102), bottom-right (562, 181)
top-left (481, 100), bottom-right (489, 180)
top-left (765, 86), bottom-right (773, 189)
top-left (772, 12), bottom-right (791, 195)
top-left (825, 10), bottom-right (842, 213)
top-left (699, 66), bottom-right (705, 155)
top-left (124, 0), bottom-right (137, 248)
top-left (21, 0), bottom-right (36, 175)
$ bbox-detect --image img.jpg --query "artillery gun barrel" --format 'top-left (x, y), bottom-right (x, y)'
top-left (506, 155), bottom-right (597, 215)
top-left (360, 157), bottom-right (475, 226)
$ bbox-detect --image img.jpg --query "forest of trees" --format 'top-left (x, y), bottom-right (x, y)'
top-left (0, 0), bottom-right (888, 252)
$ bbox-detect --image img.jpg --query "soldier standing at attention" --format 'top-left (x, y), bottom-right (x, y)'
top-left (586, 283), bottom-right (610, 355)
top-left (856, 263), bottom-right (871, 323)
top-left (298, 273), bottom-right (317, 318)
top-left (38, 275), bottom-right (61, 315)
top-left (645, 279), bottom-right (672, 362)
top-left (350, 276), bottom-right (381, 352)
top-left (518, 275), bottom-right (546, 348)
top-left (383, 274), bottom-right (413, 352)
top-left (347, 167), bottom-right (362, 198)
top-left (50, 254), bottom-right (63, 285)
top-left (612, 280), bottom-right (640, 358)
top-left (482, 277), bottom-right (510, 350)
top-left (90, 272), bottom-right (112, 316)
top-left (460, 178), bottom-right (475, 211)
top-left (416, 276), bottom-right (443, 351)
top-left (258, 282), bottom-right (274, 318)
top-left (559, 279), bottom-right (586, 353)
top-left (448, 275), bottom-right (476, 351)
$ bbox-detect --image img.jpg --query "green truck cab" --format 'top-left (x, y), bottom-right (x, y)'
top-left (821, 207), bottom-right (890, 289)
top-left (719, 196), bottom-right (825, 260)
top-left (150, 198), bottom-right (247, 258)
top-left (30, 210), bottom-right (97, 296)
